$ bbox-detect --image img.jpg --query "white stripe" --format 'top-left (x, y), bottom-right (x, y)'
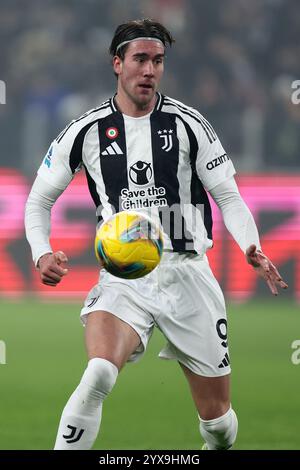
top-left (107, 145), bottom-right (115, 155)
top-left (111, 141), bottom-right (123, 154)
top-left (123, 114), bottom-right (166, 244)
top-left (156, 92), bottom-right (162, 110)
top-left (110, 97), bottom-right (117, 112)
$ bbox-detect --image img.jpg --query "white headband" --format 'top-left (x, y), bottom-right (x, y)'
top-left (116, 37), bottom-right (164, 53)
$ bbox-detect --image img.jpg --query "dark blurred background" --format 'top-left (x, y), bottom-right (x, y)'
top-left (1, 0), bottom-right (300, 174)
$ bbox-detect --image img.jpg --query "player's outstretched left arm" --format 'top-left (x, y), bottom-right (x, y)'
top-left (245, 244), bottom-right (288, 295)
top-left (210, 177), bottom-right (288, 295)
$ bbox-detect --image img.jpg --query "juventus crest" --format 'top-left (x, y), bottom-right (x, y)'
top-left (157, 129), bottom-right (173, 152)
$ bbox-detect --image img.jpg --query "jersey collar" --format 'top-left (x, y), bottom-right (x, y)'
top-left (110, 92), bottom-right (162, 114)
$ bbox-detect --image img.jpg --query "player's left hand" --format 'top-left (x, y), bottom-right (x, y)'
top-left (246, 244), bottom-right (288, 295)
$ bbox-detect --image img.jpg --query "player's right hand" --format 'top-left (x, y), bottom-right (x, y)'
top-left (37, 251), bottom-right (69, 286)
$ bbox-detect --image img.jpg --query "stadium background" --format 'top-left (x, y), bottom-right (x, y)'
top-left (0, 0), bottom-right (299, 450)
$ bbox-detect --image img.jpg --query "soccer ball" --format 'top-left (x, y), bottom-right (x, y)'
top-left (95, 211), bottom-right (164, 279)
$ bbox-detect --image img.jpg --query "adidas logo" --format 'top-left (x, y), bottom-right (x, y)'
top-left (101, 142), bottom-right (123, 156)
top-left (218, 353), bottom-right (230, 369)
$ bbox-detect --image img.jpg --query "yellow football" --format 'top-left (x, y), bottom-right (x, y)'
top-left (95, 211), bottom-right (163, 279)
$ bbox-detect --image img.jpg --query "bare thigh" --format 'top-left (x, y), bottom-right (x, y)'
top-left (180, 363), bottom-right (231, 420)
top-left (85, 310), bottom-right (141, 371)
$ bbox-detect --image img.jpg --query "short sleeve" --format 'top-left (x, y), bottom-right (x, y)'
top-left (195, 121), bottom-right (236, 191)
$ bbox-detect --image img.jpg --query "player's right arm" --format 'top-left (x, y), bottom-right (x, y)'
top-left (25, 176), bottom-right (69, 286)
top-left (25, 124), bottom-right (82, 286)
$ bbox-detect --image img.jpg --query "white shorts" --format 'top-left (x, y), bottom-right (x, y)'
top-left (80, 252), bottom-right (231, 377)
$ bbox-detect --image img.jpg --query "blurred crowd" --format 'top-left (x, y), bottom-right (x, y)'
top-left (0, 0), bottom-right (299, 174)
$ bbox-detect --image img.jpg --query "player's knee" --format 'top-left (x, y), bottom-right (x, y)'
top-left (200, 407), bottom-right (238, 450)
top-left (80, 357), bottom-right (119, 401)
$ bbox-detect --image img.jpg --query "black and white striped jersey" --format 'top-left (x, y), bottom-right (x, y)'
top-left (37, 93), bottom-right (235, 254)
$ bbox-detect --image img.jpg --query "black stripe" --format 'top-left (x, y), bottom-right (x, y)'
top-left (199, 117), bottom-right (216, 143)
top-left (177, 116), bottom-right (213, 241)
top-left (56, 102), bottom-right (111, 143)
top-left (224, 352), bottom-right (230, 364)
top-left (222, 357), bottom-right (229, 367)
top-left (98, 113), bottom-right (128, 214)
top-left (151, 112), bottom-right (195, 252)
top-left (164, 99), bottom-right (217, 144)
top-left (84, 165), bottom-right (102, 222)
top-left (202, 116), bottom-right (217, 140)
top-left (68, 120), bottom-right (101, 174)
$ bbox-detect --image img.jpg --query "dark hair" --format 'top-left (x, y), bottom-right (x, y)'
top-left (109, 18), bottom-right (175, 59)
